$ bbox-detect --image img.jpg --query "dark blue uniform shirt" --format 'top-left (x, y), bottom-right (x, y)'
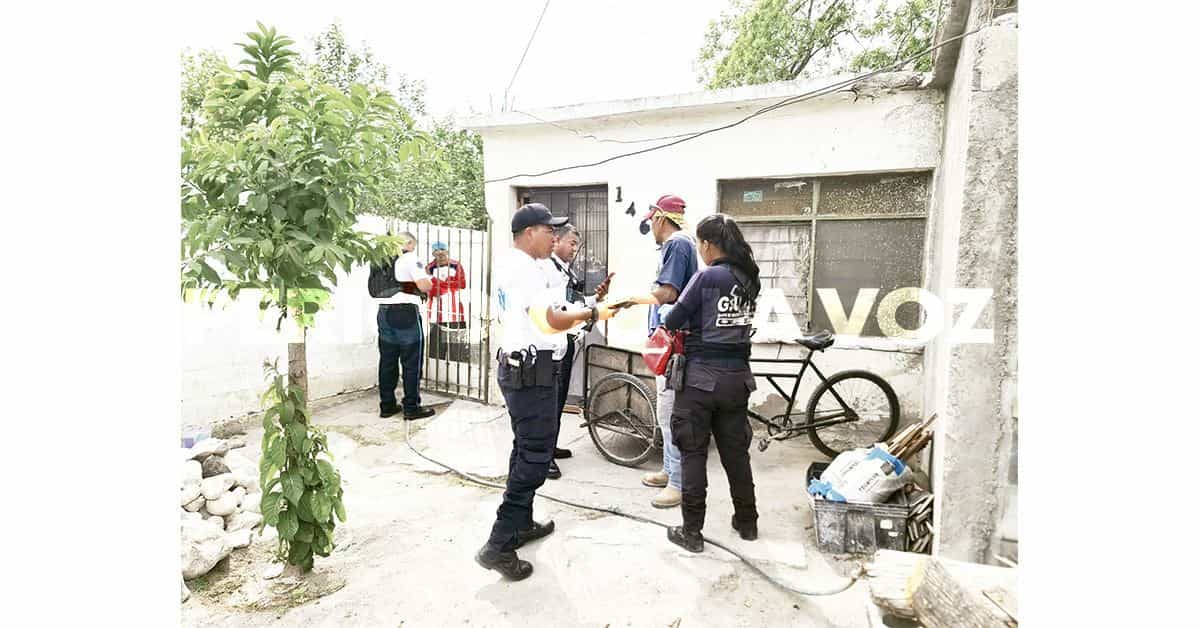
top-left (662, 261), bottom-right (757, 391)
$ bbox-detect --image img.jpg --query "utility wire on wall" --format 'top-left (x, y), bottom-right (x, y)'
top-left (486, 25), bottom-right (987, 184)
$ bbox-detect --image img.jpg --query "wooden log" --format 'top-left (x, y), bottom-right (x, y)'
top-left (866, 549), bottom-right (1018, 626)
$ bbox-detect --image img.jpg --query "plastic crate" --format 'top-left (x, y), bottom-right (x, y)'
top-left (806, 462), bottom-right (910, 554)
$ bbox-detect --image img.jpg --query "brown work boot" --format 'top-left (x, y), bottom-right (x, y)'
top-left (651, 486), bottom-right (682, 509)
top-left (641, 471), bottom-right (668, 488)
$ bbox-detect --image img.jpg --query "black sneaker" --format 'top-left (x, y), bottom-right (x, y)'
top-left (475, 546), bottom-right (533, 581)
top-left (403, 406), bottom-right (436, 420)
top-left (515, 520), bottom-right (555, 548)
top-left (380, 406), bottom-right (400, 418)
top-left (667, 526), bottom-right (704, 553)
top-left (554, 447), bottom-right (572, 459)
top-left (731, 515), bottom-right (758, 541)
top-left (546, 460), bottom-right (562, 480)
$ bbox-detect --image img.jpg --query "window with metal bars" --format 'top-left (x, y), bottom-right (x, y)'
top-left (721, 172), bottom-right (931, 338)
top-left (516, 186), bottom-right (609, 293)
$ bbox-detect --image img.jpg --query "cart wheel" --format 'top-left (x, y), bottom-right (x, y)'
top-left (805, 370), bottom-right (900, 458)
top-left (585, 372), bottom-right (658, 467)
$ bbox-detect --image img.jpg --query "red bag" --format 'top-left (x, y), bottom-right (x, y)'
top-left (643, 327), bottom-right (685, 376)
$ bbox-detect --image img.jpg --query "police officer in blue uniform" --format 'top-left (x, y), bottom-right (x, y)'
top-left (658, 213), bottom-right (763, 553)
top-left (475, 204), bottom-right (625, 580)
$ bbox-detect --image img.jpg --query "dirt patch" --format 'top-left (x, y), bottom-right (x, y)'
top-left (187, 541), bottom-right (274, 605)
top-left (187, 540), bottom-right (348, 616)
top-left (711, 571), bottom-right (742, 593)
top-left (323, 424), bottom-right (389, 447)
top-left (241, 570), bottom-right (347, 613)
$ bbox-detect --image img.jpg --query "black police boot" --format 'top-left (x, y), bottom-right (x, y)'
top-left (475, 545), bottom-right (533, 581)
top-left (731, 515), bottom-right (758, 541)
top-left (515, 520), bottom-right (555, 548)
top-left (380, 405), bottom-right (400, 419)
top-left (554, 447), bottom-right (572, 459)
top-left (667, 526), bottom-right (704, 553)
top-left (403, 406), bottom-right (436, 420)
top-left (546, 460), bottom-right (562, 480)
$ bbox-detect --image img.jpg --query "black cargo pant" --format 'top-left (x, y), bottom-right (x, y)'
top-left (553, 336), bottom-right (577, 440)
top-left (670, 361), bottom-right (758, 534)
top-left (487, 361), bottom-right (561, 551)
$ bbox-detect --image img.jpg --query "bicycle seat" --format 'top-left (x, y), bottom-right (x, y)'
top-left (796, 329), bottom-right (835, 351)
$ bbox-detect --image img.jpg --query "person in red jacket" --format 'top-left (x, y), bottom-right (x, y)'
top-left (427, 241), bottom-right (469, 361)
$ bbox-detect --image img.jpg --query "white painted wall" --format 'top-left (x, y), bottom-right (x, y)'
top-left (181, 216), bottom-right (490, 430)
top-left (181, 266), bottom-right (380, 430)
top-left (469, 78), bottom-right (943, 422)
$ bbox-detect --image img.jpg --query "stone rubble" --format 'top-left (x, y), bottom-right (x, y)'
top-left (200, 455), bottom-right (231, 478)
top-left (178, 438), bottom-right (265, 584)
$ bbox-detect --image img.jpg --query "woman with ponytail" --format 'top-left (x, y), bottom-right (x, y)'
top-left (658, 213), bottom-right (761, 553)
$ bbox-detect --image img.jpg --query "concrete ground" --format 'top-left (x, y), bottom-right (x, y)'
top-left (183, 389), bottom-right (878, 627)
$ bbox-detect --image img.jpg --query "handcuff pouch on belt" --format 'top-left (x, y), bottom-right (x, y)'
top-left (665, 353), bottom-right (687, 391)
top-left (498, 346), bottom-right (557, 390)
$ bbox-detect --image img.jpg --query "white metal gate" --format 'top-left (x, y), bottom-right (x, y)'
top-left (388, 218), bottom-right (493, 403)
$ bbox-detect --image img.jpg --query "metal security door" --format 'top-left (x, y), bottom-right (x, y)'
top-left (517, 186), bottom-right (609, 293)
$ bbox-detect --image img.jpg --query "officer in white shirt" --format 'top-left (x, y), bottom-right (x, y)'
top-left (376, 231), bottom-right (435, 420)
top-left (538, 223), bottom-right (613, 480)
top-left (476, 204), bottom-right (626, 581)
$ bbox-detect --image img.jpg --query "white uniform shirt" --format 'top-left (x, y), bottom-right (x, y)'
top-left (540, 254), bottom-right (596, 337)
top-left (498, 248), bottom-right (570, 359)
top-left (375, 251), bottom-right (430, 306)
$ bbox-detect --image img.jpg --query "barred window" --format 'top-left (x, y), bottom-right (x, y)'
top-left (722, 172), bottom-right (931, 338)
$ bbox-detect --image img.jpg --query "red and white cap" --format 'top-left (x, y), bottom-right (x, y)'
top-left (642, 194), bottom-right (687, 226)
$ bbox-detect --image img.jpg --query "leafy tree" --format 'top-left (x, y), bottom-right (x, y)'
top-left (180, 48), bottom-right (225, 131)
top-left (301, 21), bottom-right (428, 119)
top-left (181, 23), bottom-right (411, 571)
top-left (374, 120), bottom-right (486, 230)
top-left (696, 0), bottom-right (941, 89)
top-left (302, 22), bottom-right (487, 230)
top-left (848, 0), bottom-right (940, 72)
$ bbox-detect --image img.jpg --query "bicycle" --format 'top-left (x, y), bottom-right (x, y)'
top-left (581, 330), bottom-right (899, 465)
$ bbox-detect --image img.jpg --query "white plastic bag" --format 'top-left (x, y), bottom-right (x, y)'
top-left (835, 446), bottom-right (912, 503)
top-left (808, 447), bottom-right (870, 500)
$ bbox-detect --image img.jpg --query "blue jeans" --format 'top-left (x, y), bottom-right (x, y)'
top-left (378, 305), bottom-right (424, 413)
top-left (656, 375), bottom-right (682, 490)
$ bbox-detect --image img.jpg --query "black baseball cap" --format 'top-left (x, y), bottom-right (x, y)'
top-left (511, 203), bottom-right (568, 233)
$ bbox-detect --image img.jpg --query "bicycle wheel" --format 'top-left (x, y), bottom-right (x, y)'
top-left (806, 370), bottom-right (899, 458)
top-left (585, 372), bottom-right (658, 467)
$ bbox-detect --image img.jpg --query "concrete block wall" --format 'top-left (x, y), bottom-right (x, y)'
top-left (923, 0), bottom-right (1019, 563)
top-left (181, 264), bottom-right (382, 430)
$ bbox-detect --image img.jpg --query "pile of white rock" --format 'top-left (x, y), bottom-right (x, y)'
top-left (180, 436), bottom-right (267, 584)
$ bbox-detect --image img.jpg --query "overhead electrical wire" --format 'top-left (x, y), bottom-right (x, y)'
top-left (486, 25), bottom-right (987, 184)
top-left (503, 0), bottom-right (553, 110)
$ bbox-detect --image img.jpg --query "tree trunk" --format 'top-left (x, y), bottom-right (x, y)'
top-left (288, 332), bottom-right (308, 412)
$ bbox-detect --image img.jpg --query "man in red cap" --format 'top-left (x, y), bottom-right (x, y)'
top-left (635, 194), bottom-right (700, 509)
